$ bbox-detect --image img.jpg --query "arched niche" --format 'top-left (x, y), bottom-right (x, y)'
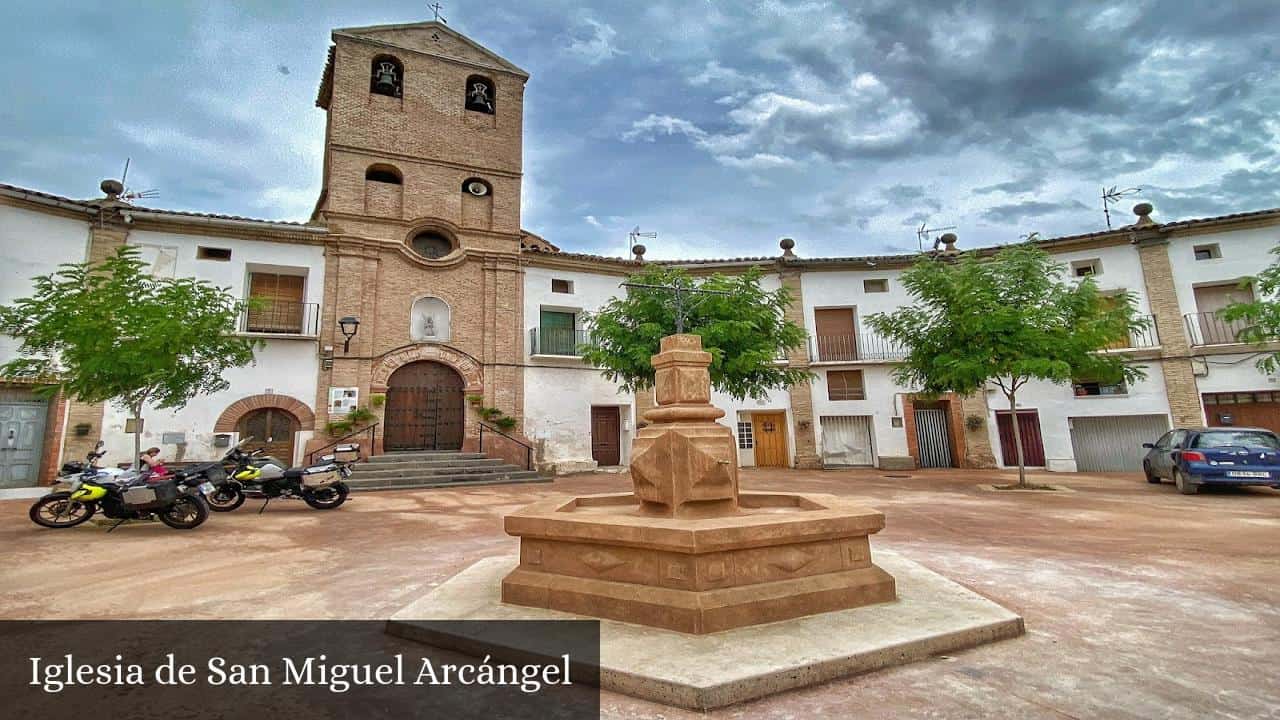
top-left (410, 296), bottom-right (452, 343)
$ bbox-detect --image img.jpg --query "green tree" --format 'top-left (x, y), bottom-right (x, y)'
top-left (866, 244), bottom-right (1148, 488)
top-left (579, 265), bottom-right (811, 400)
top-left (1218, 246), bottom-right (1280, 373)
top-left (0, 246), bottom-right (259, 468)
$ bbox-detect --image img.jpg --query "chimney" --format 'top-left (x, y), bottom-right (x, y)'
top-left (100, 179), bottom-right (124, 201)
top-left (631, 243), bottom-right (646, 263)
top-left (938, 232), bottom-right (958, 255)
top-left (1132, 202), bottom-right (1156, 227)
top-left (779, 237), bottom-right (796, 258)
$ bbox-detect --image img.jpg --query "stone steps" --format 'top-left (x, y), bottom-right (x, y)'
top-left (347, 450), bottom-right (545, 491)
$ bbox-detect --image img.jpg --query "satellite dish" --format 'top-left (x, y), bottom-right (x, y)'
top-left (466, 181), bottom-right (489, 197)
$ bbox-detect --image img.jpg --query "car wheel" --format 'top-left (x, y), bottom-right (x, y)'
top-left (1143, 462), bottom-right (1160, 483)
top-left (1173, 468), bottom-right (1200, 495)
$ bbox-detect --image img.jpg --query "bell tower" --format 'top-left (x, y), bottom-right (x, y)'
top-left (310, 20), bottom-right (530, 455)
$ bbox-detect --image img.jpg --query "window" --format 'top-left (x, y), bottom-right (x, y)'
top-left (736, 421), bottom-right (754, 449)
top-left (196, 246), bottom-right (232, 261)
top-left (1193, 429), bottom-right (1280, 449)
top-left (551, 278), bottom-right (573, 294)
top-left (465, 74), bottom-right (495, 114)
top-left (365, 164), bottom-right (402, 184)
top-left (1072, 377), bottom-right (1127, 396)
top-left (1194, 244), bottom-right (1221, 260)
top-left (410, 231), bottom-right (454, 259)
top-left (1071, 259), bottom-right (1101, 277)
top-left (370, 55), bottom-right (403, 98)
top-left (246, 272), bottom-right (306, 334)
top-left (538, 309), bottom-right (579, 355)
top-left (827, 370), bottom-right (865, 401)
top-left (863, 278), bottom-right (888, 293)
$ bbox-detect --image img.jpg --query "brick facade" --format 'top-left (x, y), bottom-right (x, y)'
top-left (1134, 235), bottom-right (1206, 427)
top-left (779, 268), bottom-right (822, 469)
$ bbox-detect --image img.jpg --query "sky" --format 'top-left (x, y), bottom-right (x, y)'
top-left (1, 1), bottom-right (1277, 260)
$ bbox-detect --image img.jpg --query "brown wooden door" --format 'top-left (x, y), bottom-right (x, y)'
top-left (996, 410), bottom-right (1046, 467)
top-left (590, 406), bottom-right (621, 466)
top-left (752, 412), bottom-right (789, 467)
top-left (814, 308), bottom-right (857, 361)
top-left (384, 361), bottom-right (465, 451)
top-left (237, 408), bottom-right (299, 464)
top-left (1205, 392), bottom-right (1280, 435)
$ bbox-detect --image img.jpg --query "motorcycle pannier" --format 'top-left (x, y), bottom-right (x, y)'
top-left (122, 480), bottom-right (180, 510)
top-left (301, 465), bottom-right (340, 488)
top-left (333, 444), bottom-right (360, 463)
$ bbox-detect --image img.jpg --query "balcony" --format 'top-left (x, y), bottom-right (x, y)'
top-left (1104, 314), bottom-right (1160, 350)
top-left (239, 299), bottom-right (320, 337)
top-left (530, 327), bottom-right (587, 357)
top-left (811, 333), bottom-right (908, 363)
top-left (1184, 311), bottom-right (1254, 347)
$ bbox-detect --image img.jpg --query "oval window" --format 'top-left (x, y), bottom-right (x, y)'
top-left (411, 231), bottom-right (454, 259)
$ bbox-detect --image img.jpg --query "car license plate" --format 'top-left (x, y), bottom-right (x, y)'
top-left (199, 481), bottom-right (216, 494)
top-left (1226, 471), bottom-right (1269, 478)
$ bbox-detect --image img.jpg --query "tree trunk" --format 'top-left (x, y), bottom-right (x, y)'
top-left (1007, 389), bottom-right (1027, 488)
top-left (131, 401), bottom-right (143, 471)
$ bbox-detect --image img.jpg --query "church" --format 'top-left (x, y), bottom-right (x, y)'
top-left (2, 20), bottom-right (1279, 488)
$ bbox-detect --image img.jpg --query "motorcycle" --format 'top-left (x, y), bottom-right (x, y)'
top-left (207, 440), bottom-right (357, 513)
top-left (29, 442), bottom-right (213, 531)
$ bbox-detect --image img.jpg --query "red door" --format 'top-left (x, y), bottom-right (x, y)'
top-left (996, 410), bottom-right (1046, 467)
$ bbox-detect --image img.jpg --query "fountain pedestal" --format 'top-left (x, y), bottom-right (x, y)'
top-left (501, 334), bottom-right (896, 633)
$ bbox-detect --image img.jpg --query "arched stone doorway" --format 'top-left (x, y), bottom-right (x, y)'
top-left (236, 408), bottom-right (301, 463)
top-left (383, 361), bottom-right (465, 451)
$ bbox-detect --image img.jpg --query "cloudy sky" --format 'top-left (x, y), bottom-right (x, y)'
top-left (1, 1), bottom-right (1277, 259)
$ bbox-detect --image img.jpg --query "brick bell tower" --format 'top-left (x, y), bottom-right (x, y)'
top-left (311, 20), bottom-right (529, 455)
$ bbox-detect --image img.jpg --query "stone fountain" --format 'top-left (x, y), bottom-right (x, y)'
top-left (501, 334), bottom-right (896, 633)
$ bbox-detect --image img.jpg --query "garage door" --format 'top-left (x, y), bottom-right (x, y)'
top-left (821, 415), bottom-right (875, 466)
top-left (1069, 414), bottom-right (1170, 472)
top-left (1203, 391), bottom-right (1280, 435)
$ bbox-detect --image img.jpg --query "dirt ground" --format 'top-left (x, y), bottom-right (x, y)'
top-left (2, 467), bottom-right (1278, 719)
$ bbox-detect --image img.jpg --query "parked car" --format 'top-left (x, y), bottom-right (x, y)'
top-left (1143, 427), bottom-right (1280, 494)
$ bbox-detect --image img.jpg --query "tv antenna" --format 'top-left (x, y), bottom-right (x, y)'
top-left (1101, 185), bottom-right (1141, 230)
top-left (628, 225), bottom-right (657, 257)
top-left (118, 158), bottom-right (159, 204)
top-left (916, 221), bottom-right (957, 252)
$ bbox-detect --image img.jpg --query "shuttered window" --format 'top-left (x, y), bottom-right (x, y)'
top-left (246, 273), bottom-right (305, 333)
top-left (827, 370), bottom-right (865, 401)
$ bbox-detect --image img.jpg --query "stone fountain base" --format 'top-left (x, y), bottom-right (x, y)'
top-left (501, 491), bottom-right (896, 634)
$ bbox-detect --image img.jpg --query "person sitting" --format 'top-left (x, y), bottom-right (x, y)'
top-left (139, 447), bottom-right (171, 481)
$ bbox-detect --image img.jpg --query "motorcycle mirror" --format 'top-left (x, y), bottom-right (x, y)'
top-left (95, 440), bottom-right (104, 449)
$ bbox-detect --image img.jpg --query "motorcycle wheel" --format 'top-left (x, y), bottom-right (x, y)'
top-left (206, 482), bottom-right (246, 512)
top-left (29, 492), bottom-right (96, 528)
top-left (304, 483), bottom-right (349, 510)
top-left (158, 495), bottom-right (209, 530)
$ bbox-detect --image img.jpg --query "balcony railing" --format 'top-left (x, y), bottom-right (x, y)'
top-left (240, 299), bottom-right (319, 336)
top-left (530, 327), bottom-right (587, 356)
top-left (1105, 314), bottom-right (1160, 350)
top-left (812, 333), bottom-right (908, 362)
top-left (1185, 311), bottom-right (1254, 347)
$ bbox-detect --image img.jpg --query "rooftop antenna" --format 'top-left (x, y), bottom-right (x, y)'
top-left (429, 2), bottom-right (447, 23)
top-left (1101, 185), bottom-right (1141, 230)
top-left (916, 220), bottom-right (956, 252)
top-left (628, 225), bottom-right (657, 257)
top-left (118, 158), bottom-right (159, 204)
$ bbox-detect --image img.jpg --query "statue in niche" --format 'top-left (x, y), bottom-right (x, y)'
top-left (423, 316), bottom-right (436, 338)
top-left (410, 297), bottom-right (451, 343)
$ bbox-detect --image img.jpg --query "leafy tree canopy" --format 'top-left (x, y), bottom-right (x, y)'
top-left (0, 246), bottom-right (259, 460)
top-left (579, 265), bottom-right (811, 400)
top-left (866, 243), bottom-right (1148, 486)
top-left (1219, 246), bottom-right (1280, 374)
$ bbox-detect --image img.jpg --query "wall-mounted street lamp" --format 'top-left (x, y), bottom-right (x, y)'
top-left (338, 316), bottom-right (360, 354)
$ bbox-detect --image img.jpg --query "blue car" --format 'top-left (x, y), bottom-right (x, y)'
top-left (1143, 427), bottom-right (1280, 495)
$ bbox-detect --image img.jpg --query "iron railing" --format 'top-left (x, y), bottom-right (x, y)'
top-left (1184, 311), bottom-right (1255, 346)
top-left (240, 299), bottom-right (320, 336)
top-left (811, 333), bottom-right (907, 362)
top-left (478, 421), bottom-right (534, 471)
top-left (530, 327), bottom-right (587, 356)
top-left (307, 422), bottom-right (378, 465)
top-left (1104, 314), bottom-right (1160, 350)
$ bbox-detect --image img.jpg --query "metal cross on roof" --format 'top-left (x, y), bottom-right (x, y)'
top-left (429, 2), bottom-right (446, 22)
top-left (621, 281), bottom-right (732, 334)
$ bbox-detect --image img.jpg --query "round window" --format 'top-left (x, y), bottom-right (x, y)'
top-left (411, 231), bottom-right (454, 259)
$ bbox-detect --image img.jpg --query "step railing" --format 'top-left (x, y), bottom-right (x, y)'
top-left (478, 421), bottom-right (534, 471)
top-left (307, 422), bottom-right (378, 465)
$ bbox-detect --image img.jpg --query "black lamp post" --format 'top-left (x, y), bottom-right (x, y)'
top-left (338, 316), bottom-right (360, 354)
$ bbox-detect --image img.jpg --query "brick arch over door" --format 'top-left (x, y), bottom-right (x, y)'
top-left (214, 394), bottom-right (316, 433)
top-left (370, 344), bottom-right (483, 394)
